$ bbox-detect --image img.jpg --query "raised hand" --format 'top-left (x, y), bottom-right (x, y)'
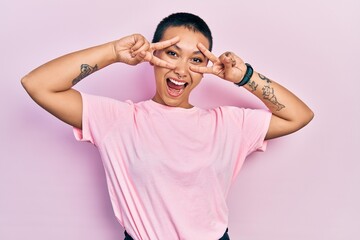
top-left (113, 34), bottom-right (179, 69)
top-left (189, 43), bottom-right (247, 83)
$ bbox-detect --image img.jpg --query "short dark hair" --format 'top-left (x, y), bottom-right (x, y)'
top-left (152, 12), bottom-right (213, 51)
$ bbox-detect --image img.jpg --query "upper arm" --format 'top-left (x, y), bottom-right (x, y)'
top-left (265, 112), bottom-right (314, 140)
top-left (24, 87), bottom-right (83, 129)
top-left (265, 114), bottom-right (291, 140)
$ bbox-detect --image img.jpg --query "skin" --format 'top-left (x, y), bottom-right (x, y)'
top-left (151, 26), bottom-right (210, 108)
top-left (21, 34), bottom-right (180, 129)
top-left (149, 27), bottom-right (314, 139)
top-left (186, 42), bottom-right (314, 140)
top-left (21, 26), bottom-right (313, 140)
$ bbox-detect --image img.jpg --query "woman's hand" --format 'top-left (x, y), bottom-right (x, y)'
top-left (113, 34), bottom-right (180, 69)
top-left (190, 43), bottom-right (247, 83)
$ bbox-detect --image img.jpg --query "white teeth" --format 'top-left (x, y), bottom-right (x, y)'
top-left (169, 78), bottom-right (186, 86)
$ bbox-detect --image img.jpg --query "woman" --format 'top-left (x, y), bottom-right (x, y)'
top-left (21, 12), bottom-right (313, 240)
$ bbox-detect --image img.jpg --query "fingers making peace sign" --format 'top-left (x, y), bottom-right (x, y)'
top-left (190, 43), bottom-right (247, 83)
top-left (114, 34), bottom-right (246, 83)
top-left (114, 34), bottom-right (180, 69)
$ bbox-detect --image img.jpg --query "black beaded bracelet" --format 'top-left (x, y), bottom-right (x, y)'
top-left (234, 63), bottom-right (253, 87)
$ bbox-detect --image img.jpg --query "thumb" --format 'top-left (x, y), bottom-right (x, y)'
top-left (222, 56), bottom-right (233, 70)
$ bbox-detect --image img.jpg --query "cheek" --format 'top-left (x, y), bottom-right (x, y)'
top-left (156, 51), bottom-right (173, 62)
top-left (161, 54), bottom-right (179, 65)
top-left (190, 66), bottom-right (204, 78)
top-left (154, 67), bottom-right (163, 79)
top-left (189, 71), bottom-right (203, 84)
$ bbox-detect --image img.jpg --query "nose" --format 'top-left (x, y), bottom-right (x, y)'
top-left (174, 59), bottom-right (188, 79)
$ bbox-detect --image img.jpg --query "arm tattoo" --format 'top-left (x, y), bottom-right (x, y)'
top-left (258, 73), bottom-right (285, 111)
top-left (262, 85), bottom-right (285, 111)
top-left (72, 64), bottom-right (98, 85)
top-left (258, 73), bottom-right (272, 83)
top-left (247, 80), bottom-right (258, 92)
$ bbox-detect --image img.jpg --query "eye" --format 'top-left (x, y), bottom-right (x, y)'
top-left (191, 58), bottom-right (203, 64)
top-left (166, 51), bottom-right (177, 57)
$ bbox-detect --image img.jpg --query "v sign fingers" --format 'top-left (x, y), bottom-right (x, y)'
top-left (137, 36), bottom-right (180, 69)
top-left (197, 42), bottom-right (219, 63)
top-left (220, 53), bottom-right (234, 69)
top-left (190, 44), bottom-right (247, 83)
top-left (151, 36), bottom-right (180, 51)
top-left (131, 36), bottom-right (179, 57)
top-left (142, 51), bottom-right (176, 69)
top-left (218, 52), bottom-right (246, 83)
top-left (114, 34), bottom-right (150, 65)
top-left (189, 42), bottom-right (220, 74)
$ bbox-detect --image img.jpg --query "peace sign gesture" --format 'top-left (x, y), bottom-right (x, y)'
top-left (190, 43), bottom-right (247, 83)
top-left (114, 34), bottom-right (180, 69)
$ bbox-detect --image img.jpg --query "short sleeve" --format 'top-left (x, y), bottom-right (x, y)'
top-left (73, 92), bottom-right (133, 146)
top-left (222, 106), bottom-right (272, 155)
top-left (241, 108), bottom-right (272, 155)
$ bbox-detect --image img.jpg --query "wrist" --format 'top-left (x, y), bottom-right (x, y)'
top-left (234, 63), bottom-right (253, 87)
top-left (108, 41), bottom-right (119, 64)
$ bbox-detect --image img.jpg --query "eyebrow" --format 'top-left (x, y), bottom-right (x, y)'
top-left (172, 44), bottom-right (204, 56)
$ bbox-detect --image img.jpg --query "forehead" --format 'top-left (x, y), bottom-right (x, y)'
top-left (161, 26), bottom-right (210, 50)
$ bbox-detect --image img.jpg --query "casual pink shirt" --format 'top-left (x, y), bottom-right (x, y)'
top-left (74, 93), bottom-right (271, 240)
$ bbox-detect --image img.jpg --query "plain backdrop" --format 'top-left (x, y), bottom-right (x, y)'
top-left (1, 0), bottom-right (360, 239)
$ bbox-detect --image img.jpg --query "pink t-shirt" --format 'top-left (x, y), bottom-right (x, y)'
top-left (74, 92), bottom-right (271, 240)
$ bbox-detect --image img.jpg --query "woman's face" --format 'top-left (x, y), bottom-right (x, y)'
top-left (152, 26), bottom-right (210, 108)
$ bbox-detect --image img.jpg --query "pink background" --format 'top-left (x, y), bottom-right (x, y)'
top-left (1, 0), bottom-right (360, 239)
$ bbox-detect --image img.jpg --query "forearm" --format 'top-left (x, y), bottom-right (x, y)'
top-left (243, 71), bottom-right (313, 125)
top-left (21, 41), bottom-right (117, 94)
top-left (189, 45), bottom-right (314, 138)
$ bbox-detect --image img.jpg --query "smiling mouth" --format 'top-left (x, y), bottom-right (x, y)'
top-left (166, 78), bottom-right (188, 97)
